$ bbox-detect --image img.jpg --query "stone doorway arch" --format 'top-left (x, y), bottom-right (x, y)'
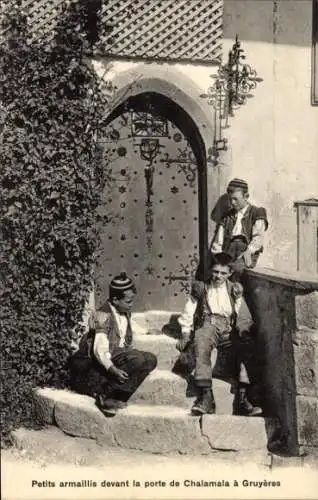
top-left (95, 66), bottom-right (216, 310)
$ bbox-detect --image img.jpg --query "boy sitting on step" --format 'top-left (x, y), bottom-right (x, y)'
top-left (69, 273), bottom-right (157, 416)
top-left (176, 252), bottom-right (262, 417)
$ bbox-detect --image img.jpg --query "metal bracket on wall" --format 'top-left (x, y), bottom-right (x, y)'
top-left (200, 34), bottom-right (263, 167)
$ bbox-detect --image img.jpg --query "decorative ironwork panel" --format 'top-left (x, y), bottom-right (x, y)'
top-left (131, 112), bottom-right (169, 137)
top-left (1, 0), bottom-right (223, 63)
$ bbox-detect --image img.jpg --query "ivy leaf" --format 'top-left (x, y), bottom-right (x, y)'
top-left (5, 205), bottom-right (17, 217)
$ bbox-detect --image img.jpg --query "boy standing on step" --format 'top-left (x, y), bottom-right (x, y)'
top-left (176, 253), bottom-right (262, 417)
top-left (70, 273), bottom-right (157, 416)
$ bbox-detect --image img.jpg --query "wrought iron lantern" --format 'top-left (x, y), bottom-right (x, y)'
top-left (201, 35), bottom-right (263, 166)
top-left (138, 138), bottom-right (161, 251)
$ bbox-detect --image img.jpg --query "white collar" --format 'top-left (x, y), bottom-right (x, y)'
top-left (236, 203), bottom-right (250, 217)
top-left (206, 281), bottom-right (227, 291)
top-left (108, 301), bottom-right (126, 318)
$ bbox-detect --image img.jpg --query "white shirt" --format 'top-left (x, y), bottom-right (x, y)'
top-left (178, 282), bottom-right (242, 335)
top-left (93, 303), bottom-right (129, 370)
top-left (211, 203), bottom-right (266, 254)
top-left (231, 204), bottom-right (249, 236)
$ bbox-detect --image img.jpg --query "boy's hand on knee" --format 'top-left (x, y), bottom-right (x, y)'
top-left (109, 365), bottom-right (129, 383)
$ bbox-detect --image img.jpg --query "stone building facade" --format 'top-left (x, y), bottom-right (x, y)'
top-left (9, 0), bottom-right (317, 306)
top-left (91, 0), bottom-right (318, 307)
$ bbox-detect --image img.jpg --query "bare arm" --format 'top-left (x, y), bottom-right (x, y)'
top-left (177, 296), bottom-right (198, 351)
top-left (247, 219), bottom-right (266, 254)
top-left (92, 314), bottom-right (128, 381)
top-left (178, 296), bottom-right (198, 336)
top-left (211, 224), bottom-right (224, 253)
top-left (93, 332), bottom-right (113, 370)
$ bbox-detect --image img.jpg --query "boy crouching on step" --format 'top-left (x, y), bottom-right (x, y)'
top-left (70, 273), bottom-right (157, 416)
top-left (176, 253), bottom-right (262, 417)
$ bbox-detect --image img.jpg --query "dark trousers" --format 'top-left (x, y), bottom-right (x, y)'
top-left (224, 237), bottom-right (261, 317)
top-left (70, 348), bottom-right (157, 402)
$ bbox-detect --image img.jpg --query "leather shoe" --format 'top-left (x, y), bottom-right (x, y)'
top-left (191, 388), bottom-right (216, 415)
top-left (95, 396), bottom-right (127, 417)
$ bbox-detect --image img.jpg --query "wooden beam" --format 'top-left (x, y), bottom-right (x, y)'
top-left (198, 158), bottom-right (209, 282)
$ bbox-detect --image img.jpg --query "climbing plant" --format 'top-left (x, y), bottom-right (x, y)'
top-left (0, 0), bottom-right (114, 444)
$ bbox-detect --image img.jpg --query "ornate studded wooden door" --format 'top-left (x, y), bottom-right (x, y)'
top-left (95, 94), bottom-right (203, 311)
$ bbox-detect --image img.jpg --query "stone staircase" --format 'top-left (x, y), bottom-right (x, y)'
top-left (32, 311), bottom-right (276, 455)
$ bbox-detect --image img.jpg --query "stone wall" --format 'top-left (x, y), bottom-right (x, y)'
top-left (246, 268), bottom-right (318, 455)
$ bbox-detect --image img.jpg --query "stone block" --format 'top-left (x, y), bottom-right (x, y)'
top-left (54, 394), bottom-right (117, 446)
top-left (201, 414), bottom-right (269, 451)
top-left (54, 394), bottom-right (211, 454)
top-left (130, 369), bottom-right (233, 414)
top-left (271, 454), bottom-right (305, 469)
top-left (32, 387), bottom-right (78, 425)
top-left (10, 426), bottom-right (108, 466)
top-left (32, 388), bottom-right (55, 425)
top-left (296, 396), bottom-right (318, 447)
top-left (100, 405), bottom-right (211, 454)
top-left (294, 329), bottom-right (318, 397)
top-left (131, 369), bottom-right (192, 408)
top-left (295, 292), bottom-right (318, 330)
top-left (134, 334), bottom-right (178, 370)
top-left (132, 311), bottom-right (180, 335)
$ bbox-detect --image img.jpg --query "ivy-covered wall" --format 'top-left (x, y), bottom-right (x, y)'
top-left (0, 1), bottom-right (111, 444)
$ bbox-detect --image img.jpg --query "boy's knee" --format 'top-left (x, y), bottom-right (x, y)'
top-left (142, 351), bottom-right (157, 372)
top-left (194, 336), bottom-right (206, 356)
top-left (194, 326), bottom-right (217, 349)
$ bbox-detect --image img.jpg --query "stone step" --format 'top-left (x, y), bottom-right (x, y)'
top-left (130, 369), bottom-right (233, 414)
top-left (134, 334), bottom-right (222, 381)
top-left (132, 311), bottom-right (180, 336)
top-left (33, 368), bottom-right (233, 416)
top-left (10, 426), bottom-right (274, 469)
top-left (32, 388), bottom-right (271, 454)
top-left (134, 334), bottom-right (179, 370)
